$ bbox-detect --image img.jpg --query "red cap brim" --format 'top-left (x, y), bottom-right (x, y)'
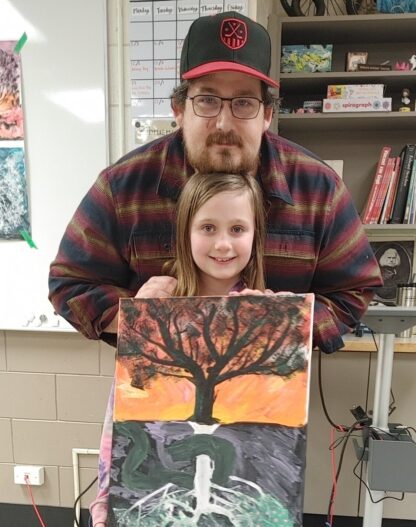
top-left (182, 61), bottom-right (279, 88)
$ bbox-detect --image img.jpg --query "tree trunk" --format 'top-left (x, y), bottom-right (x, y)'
top-left (189, 423), bottom-right (220, 518)
top-left (193, 380), bottom-right (216, 423)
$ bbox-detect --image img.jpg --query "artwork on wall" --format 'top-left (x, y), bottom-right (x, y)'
top-left (370, 239), bottom-right (415, 305)
top-left (0, 41), bottom-right (24, 140)
top-left (0, 146), bottom-right (29, 238)
top-left (0, 39), bottom-right (29, 240)
top-left (108, 294), bottom-right (314, 527)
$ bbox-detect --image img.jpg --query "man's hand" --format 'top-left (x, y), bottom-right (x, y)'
top-left (103, 276), bottom-right (178, 334)
top-left (135, 276), bottom-right (178, 298)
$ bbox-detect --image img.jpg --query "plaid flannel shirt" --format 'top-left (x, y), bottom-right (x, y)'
top-left (49, 130), bottom-right (382, 353)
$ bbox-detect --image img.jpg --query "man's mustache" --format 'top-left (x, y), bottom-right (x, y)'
top-left (206, 131), bottom-right (243, 147)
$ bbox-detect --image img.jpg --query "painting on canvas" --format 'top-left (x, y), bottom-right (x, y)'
top-left (0, 146), bottom-right (29, 238)
top-left (108, 294), bottom-right (314, 527)
top-left (0, 41), bottom-right (24, 140)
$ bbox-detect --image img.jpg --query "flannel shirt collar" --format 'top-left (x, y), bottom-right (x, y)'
top-left (157, 129), bottom-right (293, 206)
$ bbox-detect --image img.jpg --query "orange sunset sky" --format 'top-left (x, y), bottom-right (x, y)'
top-left (114, 359), bottom-right (309, 427)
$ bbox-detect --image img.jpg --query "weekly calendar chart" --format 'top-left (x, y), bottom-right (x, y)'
top-left (129, 1), bottom-right (248, 119)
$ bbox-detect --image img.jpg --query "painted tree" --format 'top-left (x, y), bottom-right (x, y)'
top-left (118, 295), bottom-right (310, 424)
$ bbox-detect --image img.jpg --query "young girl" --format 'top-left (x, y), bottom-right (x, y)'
top-left (90, 172), bottom-right (267, 526)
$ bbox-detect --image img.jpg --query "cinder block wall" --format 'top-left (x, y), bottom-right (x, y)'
top-left (0, 331), bottom-right (114, 508)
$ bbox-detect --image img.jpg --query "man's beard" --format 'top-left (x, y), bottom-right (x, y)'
top-left (185, 130), bottom-right (260, 175)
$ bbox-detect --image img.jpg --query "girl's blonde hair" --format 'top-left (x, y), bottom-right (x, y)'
top-left (165, 172), bottom-right (266, 296)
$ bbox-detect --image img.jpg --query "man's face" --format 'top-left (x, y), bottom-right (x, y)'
top-left (174, 71), bottom-right (273, 175)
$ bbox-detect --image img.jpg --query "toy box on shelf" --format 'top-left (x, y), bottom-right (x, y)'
top-left (323, 98), bottom-right (392, 113)
top-left (327, 84), bottom-right (385, 99)
top-left (280, 45), bottom-right (333, 73)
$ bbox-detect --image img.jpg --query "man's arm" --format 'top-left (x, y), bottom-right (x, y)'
top-left (49, 169), bottom-right (136, 341)
top-left (311, 176), bottom-right (382, 353)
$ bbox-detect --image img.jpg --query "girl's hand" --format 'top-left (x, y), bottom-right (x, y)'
top-left (135, 276), bottom-right (177, 298)
top-left (229, 288), bottom-right (275, 296)
top-left (229, 289), bottom-right (295, 296)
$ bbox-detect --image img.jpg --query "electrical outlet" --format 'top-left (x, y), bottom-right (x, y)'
top-left (14, 465), bottom-right (45, 486)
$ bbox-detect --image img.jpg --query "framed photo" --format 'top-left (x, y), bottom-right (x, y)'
top-left (346, 51), bottom-right (368, 72)
top-left (370, 239), bottom-right (415, 305)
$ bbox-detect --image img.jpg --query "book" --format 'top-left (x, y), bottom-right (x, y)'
top-left (361, 146), bottom-right (392, 224)
top-left (390, 144), bottom-right (416, 224)
top-left (406, 159), bottom-right (416, 224)
top-left (380, 156), bottom-right (401, 224)
top-left (372, 156), bottom-right (395, 224)
top-left (403, 158), bottom-right (416, 223)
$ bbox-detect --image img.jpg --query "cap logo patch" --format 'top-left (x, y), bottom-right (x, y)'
top-left (220, 18), bottom-right (247, 50)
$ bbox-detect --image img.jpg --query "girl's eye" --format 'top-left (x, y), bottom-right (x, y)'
top-left (202, 224), bottom-right (214, 232)
top-left (232, 226), bottom-right (244, 233)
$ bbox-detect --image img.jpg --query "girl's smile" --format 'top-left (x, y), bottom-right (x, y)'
top-left (190, 189), bottom-right (255, 296)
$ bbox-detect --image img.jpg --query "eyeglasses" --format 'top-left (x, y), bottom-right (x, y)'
top-left (186, 94), bottom-right (264, 120)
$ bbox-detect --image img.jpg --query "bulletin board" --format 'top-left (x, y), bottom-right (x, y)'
top-left (0, 0), bottom-right (108, 330)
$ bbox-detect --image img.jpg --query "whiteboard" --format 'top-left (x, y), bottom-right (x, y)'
top-left (0, 0), bottom-right (108, 330)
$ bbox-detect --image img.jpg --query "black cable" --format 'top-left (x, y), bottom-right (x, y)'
top-left (352, 444), bottom-right (405, 504)
top-left (318, 350), bottom-right (349, 431)
top-left (73, 476), bottom-right (98, 527)
top-left (389, 387), bottom-right (396, 416)
top-left (370, 426), bottom-right (404, 440)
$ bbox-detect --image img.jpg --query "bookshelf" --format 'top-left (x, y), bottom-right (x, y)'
top-left (268, 13), bottom-right (416, 217)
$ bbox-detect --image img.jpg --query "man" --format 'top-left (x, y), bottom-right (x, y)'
top-left (49, 11), bottom-right (382, 355)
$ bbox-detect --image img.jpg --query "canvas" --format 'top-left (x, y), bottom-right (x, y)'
top-left (109, 294), bottom-right (314, 527)
top-left (0, 40), bottom-right (29, 239)
top-left (0, 41), bottom-right (24, 140)
top-left (0, 146), bottom-right (29, 238)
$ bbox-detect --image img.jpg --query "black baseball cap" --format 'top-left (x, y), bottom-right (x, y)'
top-left (180, 11), bottom-right (279, 88)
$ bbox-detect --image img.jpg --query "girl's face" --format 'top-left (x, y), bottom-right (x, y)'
top-left (190, 189), bottom-right (255, 296)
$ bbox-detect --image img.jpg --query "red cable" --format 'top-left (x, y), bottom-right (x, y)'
top-left (24, 475), bottom-right (47, 527)
top-left (329, 426), bottom-right (338, 526)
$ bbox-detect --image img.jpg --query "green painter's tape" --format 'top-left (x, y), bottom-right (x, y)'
top-left (14, 32), bottom-right (28, 54)
top-left (20, 229), bottom-right (38, 249)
